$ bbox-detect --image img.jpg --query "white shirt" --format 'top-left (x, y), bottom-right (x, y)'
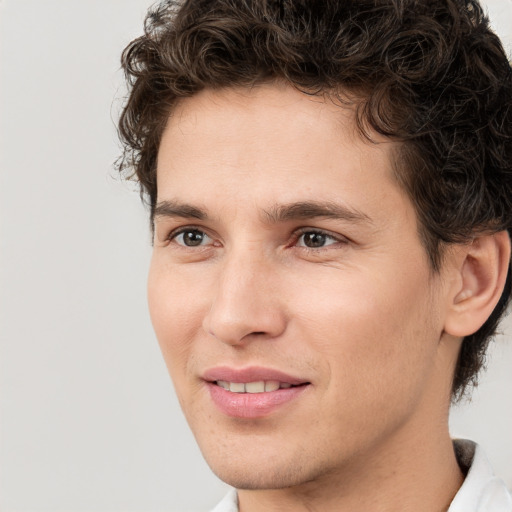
top-left (449, 440), bottom-right (512, 511)
top-left (210, 440), bottom-right (512, 512)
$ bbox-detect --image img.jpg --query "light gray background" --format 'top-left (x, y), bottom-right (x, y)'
top-left (0, 1), bottom-right (511, 511)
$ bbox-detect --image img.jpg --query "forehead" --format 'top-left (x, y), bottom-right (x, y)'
top-left (168, 83), bottom-right (359, 135)
top-left (155, 84), bottom-right (412, 229)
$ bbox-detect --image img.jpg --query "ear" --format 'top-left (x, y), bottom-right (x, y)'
top-left (443, 231), bottom-right (511, 338)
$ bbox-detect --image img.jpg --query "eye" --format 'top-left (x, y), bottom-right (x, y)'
top-left (296, 230), bottom-right (340, 249)
top-left (172, 228), bottom-right (212, 247)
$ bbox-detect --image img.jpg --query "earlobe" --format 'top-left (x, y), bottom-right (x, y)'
top-left (444, 231), bottom-right (511, 338)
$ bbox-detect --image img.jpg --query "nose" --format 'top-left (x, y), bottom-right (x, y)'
top-left (202, 251), bottom-right (287, 345)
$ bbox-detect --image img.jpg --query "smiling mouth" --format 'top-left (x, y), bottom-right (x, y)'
top-left (214, 380), bottom-right (308, 393)
top-left (207, 374), bottom-right (310, 417)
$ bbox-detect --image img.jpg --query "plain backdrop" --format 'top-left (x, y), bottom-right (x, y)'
top-left (1, 1), bottom-right (511, 511)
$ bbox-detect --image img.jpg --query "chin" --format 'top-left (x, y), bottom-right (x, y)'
top-left (199, 439), bottom-right (326, 490)
top-left (210, 462), bottom-right (310, 490)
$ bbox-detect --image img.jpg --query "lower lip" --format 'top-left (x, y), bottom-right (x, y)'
top-left (206, 382), bottom-right (309, 419)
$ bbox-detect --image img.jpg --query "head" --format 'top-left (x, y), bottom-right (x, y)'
top-left (117, 0), bottom-right (512, 490)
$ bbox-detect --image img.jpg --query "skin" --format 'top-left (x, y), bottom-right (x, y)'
top-left (149, 83), bottom-right (476, 511)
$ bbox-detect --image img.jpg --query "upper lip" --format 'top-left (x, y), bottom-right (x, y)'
top-left (202, 366), bottom-right (309, 385)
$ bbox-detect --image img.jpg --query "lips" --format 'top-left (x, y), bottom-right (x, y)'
top-left (203, 366), bottom-right (308, 386)
top-left (202, 366), bottom-right (310, 418)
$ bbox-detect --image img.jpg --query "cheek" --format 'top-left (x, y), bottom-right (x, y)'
top-left (293, 265), bottom-right (438, 400)
top-left (290, 280), bottom-right (438, 449)
top-left (147, 260), bottom-right (208, 380)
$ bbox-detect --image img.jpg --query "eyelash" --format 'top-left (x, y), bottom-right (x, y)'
top-left (167, 226), bottom-right (347, 250)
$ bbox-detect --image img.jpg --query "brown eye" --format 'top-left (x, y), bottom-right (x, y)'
top-left (174, 229), bottom-right (211, 247)
top-left (297, 231), bottom-right (337, 248)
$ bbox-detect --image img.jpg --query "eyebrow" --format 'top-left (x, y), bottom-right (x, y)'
top-left (153, 199), bottom-right (372, 225)
top-left (154, 200), bottom-right (207, 220)
top-left (263, 200), bottom-right (372, 224)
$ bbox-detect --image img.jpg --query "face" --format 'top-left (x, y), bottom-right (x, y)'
top-left (149, 83), bottom-right (455, 490)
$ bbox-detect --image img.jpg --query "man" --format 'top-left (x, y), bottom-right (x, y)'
top-left (117, 0), bottom-right (512, 510)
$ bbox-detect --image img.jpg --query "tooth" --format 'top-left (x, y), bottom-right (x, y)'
top-left (264, 381), bottom-right (280, 392)
top-left (229, 382), bottom-right (246, 393)
top-left (245, 381), bottom-right (265, 393)
top-left (217, 380), bottom-right (229, 390)
top-left (280, 383), bottom-right (292, 389)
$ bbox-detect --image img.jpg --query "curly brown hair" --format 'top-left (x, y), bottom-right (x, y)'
top-left (117, 0), bottom-right (512, 400)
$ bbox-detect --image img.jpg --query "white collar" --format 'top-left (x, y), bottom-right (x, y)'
top-left (449, 439), bottom-right (512, 512)
top-left (210, 488), bottom-right (238, 512)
